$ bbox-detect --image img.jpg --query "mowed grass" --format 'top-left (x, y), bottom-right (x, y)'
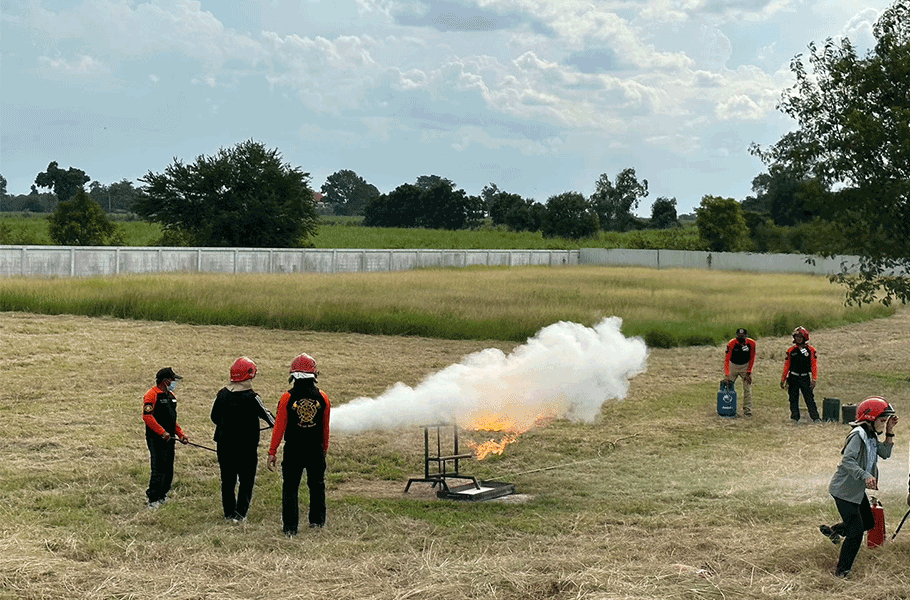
top-left (2, 308), bottom-right (909, 600)
top-left (0, 266), bottom-right (893, 346)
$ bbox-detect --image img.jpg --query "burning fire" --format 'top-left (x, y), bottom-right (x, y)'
top-left (464, 411), bottom-right (556, 460)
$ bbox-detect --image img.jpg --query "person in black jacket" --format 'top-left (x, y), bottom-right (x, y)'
top-left (211, 357), bottom-right (275, 522)
top-left (267, 353), bottom-right (331, 535)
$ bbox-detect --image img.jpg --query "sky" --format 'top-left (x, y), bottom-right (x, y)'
top-left (0, 0), bottom-right (893, 216)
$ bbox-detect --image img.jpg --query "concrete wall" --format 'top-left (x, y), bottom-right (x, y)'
top-left (578, 248), bottom-right (859, 275)
top-left (0, 245), bottom-right (861, 277)
top-left (0, 246), bottom-right (579, 277)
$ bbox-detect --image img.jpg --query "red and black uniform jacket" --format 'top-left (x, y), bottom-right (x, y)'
top-left (724, 337), bottom-right (756, 377)
top-left (143, 386), bottom-right (185, 438)
top-left (211, 388), bottom-right (275, 447)
top-left (269, 388), bottom-right (331, 456)
top-left (781, 343), bottom-right (818, 381)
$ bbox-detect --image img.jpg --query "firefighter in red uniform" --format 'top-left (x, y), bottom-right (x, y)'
top-left (780, 326), bottom-right (820, 423)
top-left (724, 327), bottom-right (756, 417)
top-left (267, 353), bottom-right (331, 535)
top-left (211, 357), bottom-right (275, 522)
top-left (142, 367), bottom-right (189, 509)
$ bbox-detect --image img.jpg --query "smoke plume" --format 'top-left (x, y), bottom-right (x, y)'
top-left (332, 318), bottom-right (649, 433)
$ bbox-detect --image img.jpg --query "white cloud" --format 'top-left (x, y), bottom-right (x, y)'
top-left (715, 94), bottom-right (764, 120)
top-left (38, 54), bottom-right (109, 75)
top-left (0, 0), bottom-right (895, 211)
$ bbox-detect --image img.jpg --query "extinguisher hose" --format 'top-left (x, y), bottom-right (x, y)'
top-left (892, 508), bottom-right (910, 540)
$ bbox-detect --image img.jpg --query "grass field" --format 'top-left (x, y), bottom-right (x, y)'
top-left (2, 262), bottom-right (910, 599)
top-left (0, 267), bottom-right (893, 347)
top-left (0, 212), bottom-right (705, 250)
top-left (2, 307), bottom-right (909, 600)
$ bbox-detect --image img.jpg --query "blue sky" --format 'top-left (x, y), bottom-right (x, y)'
top-left (0, 0), bottom-right (891, 216)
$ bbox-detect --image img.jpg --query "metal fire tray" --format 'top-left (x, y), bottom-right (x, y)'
top-left (436, 480), bottom-right (516, 501)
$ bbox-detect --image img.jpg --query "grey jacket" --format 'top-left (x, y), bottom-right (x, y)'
top-left (828, 425), bottom-right (893, 503)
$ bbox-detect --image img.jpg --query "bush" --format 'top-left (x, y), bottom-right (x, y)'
top-left (47, 189), bottom-right (122, 246)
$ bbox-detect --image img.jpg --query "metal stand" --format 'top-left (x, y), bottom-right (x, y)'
top-left (404, 424), bottom-right (480, 493)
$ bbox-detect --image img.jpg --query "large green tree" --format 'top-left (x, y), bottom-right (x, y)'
top-left (752, 0), bottom-right (910, 304)
top-left (136, 140), bottom-right (317, 247)
top-left (589, 168), bottom-right (648, 232)
top-left (649, 197), bottom-right (678, 229)
top-left (748, 166), bottom-right (826, 226)
top-left (540, 192), bottom-right (598, 240)
top-left (34, 162), bottom-right (90, 204)
top-left (321, 169), bottom-right (379, 216)
top-left (362, 177), bottom-right (482, 230)
top-left (48, 189), bottom-right (121, 245)
top-left (695, 195), bottom-right (749, 252)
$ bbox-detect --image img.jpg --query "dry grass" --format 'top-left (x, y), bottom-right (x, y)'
top-left (0, 266), bottom-right (893, 344)
top-left (2, 310), bottom-right (910, 600)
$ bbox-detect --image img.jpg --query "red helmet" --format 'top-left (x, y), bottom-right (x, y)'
top-left (792, 326), bottom-right (809, 341)
top-left (230, 357), bottom-right (257, 382)
top-left (855, 396), bottom-right (896, 423)
top-left (290, 353), bottom-right (318, 380)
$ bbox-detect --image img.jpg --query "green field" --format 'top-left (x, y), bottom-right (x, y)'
top-left (0, 212), bottom-right (706, 250)
top-left (0, 267), bottom-right (893, 346)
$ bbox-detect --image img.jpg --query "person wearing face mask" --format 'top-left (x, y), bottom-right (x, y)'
top-left (724, 327), bottom-right (756, 417)
top-left (820, 396), bottom-right (898, 578)
top-left (142, 367), bottom-right (189, 509)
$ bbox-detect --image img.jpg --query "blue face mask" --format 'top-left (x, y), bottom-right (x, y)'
top-left (167, 381), bottom-right (178, 392)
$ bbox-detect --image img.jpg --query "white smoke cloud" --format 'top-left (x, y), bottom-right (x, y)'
top-left (332, 317), bottom-right (648, 433)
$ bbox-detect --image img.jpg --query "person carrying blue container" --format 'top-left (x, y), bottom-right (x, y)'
top-left (724, 327), bottom-right (756, 417)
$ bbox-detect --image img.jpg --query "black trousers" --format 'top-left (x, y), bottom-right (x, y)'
top-left (787, 374), bottom-right (819, 421)
top-left (833, 495), bottom-right (875, 576)
top-left (216, 445), bottom-right (259, 519)
top-left (146, 434), bottom-right (175, 503)
top-left (281, 448), bottom-right (326, 532)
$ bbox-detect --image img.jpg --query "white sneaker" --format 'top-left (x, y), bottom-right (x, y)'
top-left (147, 501), bottom-right (161, 510)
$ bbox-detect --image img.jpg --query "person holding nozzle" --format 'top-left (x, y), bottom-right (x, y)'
top-left (724, 327), bottom-right (756, 417)
top-left (211, 357), bottom-right (275, 523)
top-left (142, 367), bottom-right (189, 509)
top-left (820, 396), bottom-right (897, 578)
top-left (267, 353), bottom-right (331, 536)
top-left (780, 326), bottom-right (820, 423)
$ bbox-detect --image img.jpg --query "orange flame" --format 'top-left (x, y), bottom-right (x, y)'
top-left (463, 411), bottom-right (556, 460)
top-left (468, 434), bottom-right (518, 460)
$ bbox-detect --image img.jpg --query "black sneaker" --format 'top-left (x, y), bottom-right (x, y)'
top-left (284, 530), bottom-right (297, 537)
top-left (819, 525), bottom-right (842, 544)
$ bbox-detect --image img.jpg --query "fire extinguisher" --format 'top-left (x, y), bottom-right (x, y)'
top-left (867, 497), bottom-right (886, 548)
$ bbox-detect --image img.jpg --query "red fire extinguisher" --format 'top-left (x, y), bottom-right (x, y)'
top-left (867, 497), bottom-right (886, 548)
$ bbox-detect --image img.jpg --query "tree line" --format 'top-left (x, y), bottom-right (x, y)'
top-left (0, 147), bottom-right (669, 246)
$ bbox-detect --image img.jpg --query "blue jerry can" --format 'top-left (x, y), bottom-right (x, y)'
top-left (717, 380), bottom-right (737, 417)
